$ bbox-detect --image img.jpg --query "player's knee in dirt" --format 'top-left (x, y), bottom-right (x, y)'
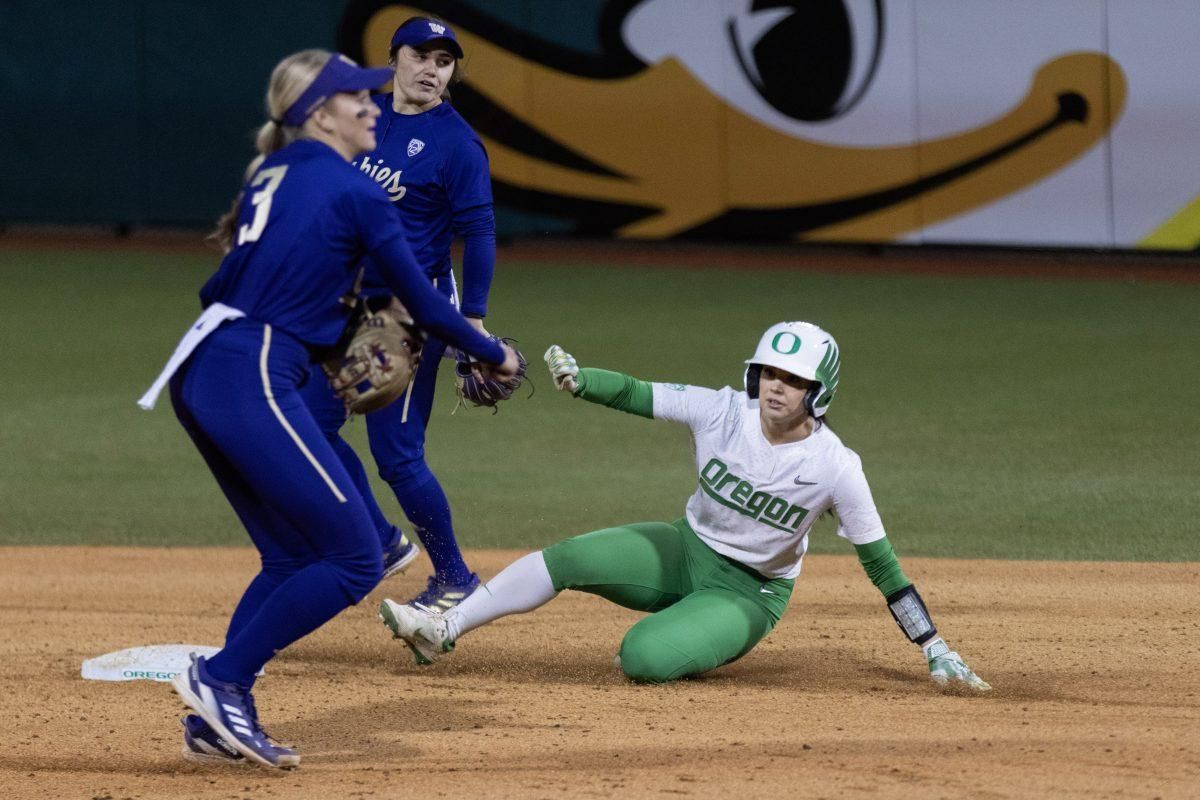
top-left (618, 627), bottom-right (695, 683)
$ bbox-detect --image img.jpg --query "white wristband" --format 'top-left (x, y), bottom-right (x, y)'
top-left (922, 637), bottom-right (949, 660)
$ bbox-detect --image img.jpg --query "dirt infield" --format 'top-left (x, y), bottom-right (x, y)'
top-left (1, 549), bottom-right (1196, 799)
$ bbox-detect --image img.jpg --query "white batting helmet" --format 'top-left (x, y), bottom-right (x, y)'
top-left (743, 321), bottom-right (840, 418)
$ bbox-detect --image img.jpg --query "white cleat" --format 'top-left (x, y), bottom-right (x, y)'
top-left (379, 599), bottom-right (453, 665)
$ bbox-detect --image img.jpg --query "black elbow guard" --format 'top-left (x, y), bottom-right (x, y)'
top-left (886, 584), bottom-right (938, 645)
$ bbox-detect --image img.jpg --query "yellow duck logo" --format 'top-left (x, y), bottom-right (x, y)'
top-left (340, 0), bottom-right (1126, 242)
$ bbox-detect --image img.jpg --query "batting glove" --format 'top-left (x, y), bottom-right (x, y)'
top-left (544, 345), bottom-right (579, 393)
top-left (924, 637), bottom-right (991, 692)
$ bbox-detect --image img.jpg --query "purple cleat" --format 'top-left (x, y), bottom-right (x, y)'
top-left (181, 714), bottom-right (244, 764)
top-left (408, 573), bottom-right (480, 611)
top-left (382, 533), bottom-right (420, 580)
top-left (171, 654), bottom-right (299, 769)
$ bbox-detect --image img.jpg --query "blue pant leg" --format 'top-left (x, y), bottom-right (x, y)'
top-left (365, 276), bottom-right (471, 583)
top-left (299, 361), bottom-right (402, 552)
top-left (173, 324), bottom-right (383, 685)
top-left (366, 334), bottom-right (442, 483)
top-left (366, 333), bottom-right (473, 584)
top-left (170, 372), bottom-right (319, 645)
top-left (300, 363), bottom-right (349, 435)
top-left (332, 437), bottom-right (401, 551)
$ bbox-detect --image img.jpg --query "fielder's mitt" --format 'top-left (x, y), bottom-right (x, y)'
top-left (322, 302), bottom-right (423, 415)
top-left (454, 337), bottom-right (528, 411)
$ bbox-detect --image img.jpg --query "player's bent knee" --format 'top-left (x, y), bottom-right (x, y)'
top-left (376, 457), bottom-right (433, 491)
top-left (258, 546), bottom-right (322, 577)
top-left (330, 549), bottom-right (384, 604)
top-left (618, 628), bottom-right (696, 683)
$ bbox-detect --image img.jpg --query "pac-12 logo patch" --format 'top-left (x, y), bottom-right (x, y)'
top-left (407, 139), bottom-right (425, 157)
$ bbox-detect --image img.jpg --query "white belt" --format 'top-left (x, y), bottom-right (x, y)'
top-left (436, 274), bottom-right (462, 362)
top-left (137, 303), bottom-right (246, 410)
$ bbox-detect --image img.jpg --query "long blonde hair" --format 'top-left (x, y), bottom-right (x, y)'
top-left (210, 50), bottom-right (333, 251)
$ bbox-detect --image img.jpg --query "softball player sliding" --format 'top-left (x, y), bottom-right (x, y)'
top-left (300, 17), bottom-right (500, 610)
top-left (381, 322), bottom-right (989, 690)
top-left (141, 49), bottom-right (518, 768)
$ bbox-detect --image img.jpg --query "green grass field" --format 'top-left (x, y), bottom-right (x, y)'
top-left (1, 246), bottom-right (1197, 561)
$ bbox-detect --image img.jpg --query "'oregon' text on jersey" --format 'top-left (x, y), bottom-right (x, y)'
top-left (699, 458), bottom-right (809, 532)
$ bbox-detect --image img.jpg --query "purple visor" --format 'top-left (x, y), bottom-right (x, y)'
top-left (390, 17), bottom-right (464, 59)
top-left (280, 54), bottom-right (392, 128)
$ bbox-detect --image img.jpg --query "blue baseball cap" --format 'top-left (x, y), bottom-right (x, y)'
top-left (279, 54), bottom-right (392, 127)
top-left (390, 17), bottom-right (464, 59)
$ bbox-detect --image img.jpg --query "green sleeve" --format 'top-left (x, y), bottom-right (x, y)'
top-left (573, 368), bottom-right (654, 419)
top-left (854, 536), bottom-right (912, 597)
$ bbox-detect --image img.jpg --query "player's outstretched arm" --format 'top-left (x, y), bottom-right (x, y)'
top-left (886, 583), bottom-right (992, 692)
top-left (543, 345), bottom-right (655, 419)
top-left (855, 539), bottom-right (991, 692)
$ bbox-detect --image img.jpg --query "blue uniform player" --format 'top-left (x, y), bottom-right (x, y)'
top-left (139, 50), bottom-right (519, 769)
top-left (301, 17), bottom-right (498, 610)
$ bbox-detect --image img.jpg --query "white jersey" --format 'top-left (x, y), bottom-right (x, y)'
top-left (652, 383), bottom-right (886, 579)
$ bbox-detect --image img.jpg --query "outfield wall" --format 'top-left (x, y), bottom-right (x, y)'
top-left (4, 0), bottom-right (1199, 250)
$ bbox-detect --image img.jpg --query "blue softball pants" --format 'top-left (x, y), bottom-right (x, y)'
top-left (170, 319), bottom-right (383, 687)
top-left (301, 277), bottom-right (472, 583)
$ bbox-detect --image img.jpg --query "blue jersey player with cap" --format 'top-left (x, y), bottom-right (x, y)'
top-left (301, 17), bottom-right (500, 611)
top-left (140, 49), bottom-right (519, 769)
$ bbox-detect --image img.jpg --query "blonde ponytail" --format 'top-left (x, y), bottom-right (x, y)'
top-left (209, 50), bottom-right (333, 251)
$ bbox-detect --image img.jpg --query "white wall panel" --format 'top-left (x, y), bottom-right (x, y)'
top-left (911, 0), bottom-right (1113, 246)
top-left (1107, 0), bottom-right (1200, 246)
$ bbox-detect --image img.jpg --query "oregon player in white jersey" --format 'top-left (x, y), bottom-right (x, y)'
top-left (380, 322), bottom-right (989, 691)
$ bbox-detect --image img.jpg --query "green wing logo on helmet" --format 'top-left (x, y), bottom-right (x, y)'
top-left (815, 341), bottom-right (840, 402)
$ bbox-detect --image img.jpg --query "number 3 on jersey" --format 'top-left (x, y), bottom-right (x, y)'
top-left (237, 165), bottom-right (289, 246)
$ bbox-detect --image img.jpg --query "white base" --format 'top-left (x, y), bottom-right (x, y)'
top-left (81, 644), bottom-right (262, 682)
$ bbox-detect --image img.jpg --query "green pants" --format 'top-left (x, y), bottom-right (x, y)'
top-left (542, 519), bottom-right (794, 683)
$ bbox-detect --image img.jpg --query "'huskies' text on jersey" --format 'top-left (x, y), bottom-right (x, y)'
top-left (351, 98), bottom-right (494, 316)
